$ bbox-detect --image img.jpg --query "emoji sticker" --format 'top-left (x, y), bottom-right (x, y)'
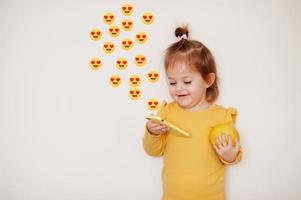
top-left (129, 88), bottom-right (141, 100)
top-left (129, 75), bottom-right (141, 87)
top-left (134, 54), bottom-right (147, 67)
top-left (121, 19), bottom-right (133, 31)
top-left (147, 98), bottom-right (159, 111)
top-left (103, 12), bottom-right (115, 25)
top-left (103, 41), bottom-right (115, 54)
top-left (108, 25), bottom-right (120, 38)
top-left (90, 28), bottom-right (102, 41)
top-left (121, 38), bottom-right (133, 50)
top-left (89, 57), bottom-right (102, 70)
top-left (116, 58), bottom-right (128, 70)
top-left (121, 3), bottom-right (133, 16)
top-left (147, 70), bottom-right (160, 83)
top-left (135, 32), bottom-right (148, 44)
top-left (142, 12), bottom-right (154, 25)
top-left (109, 75), bottom-right (122, 87)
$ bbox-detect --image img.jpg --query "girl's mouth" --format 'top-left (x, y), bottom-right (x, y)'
top-left (177, 94), bottom-right (188, 97)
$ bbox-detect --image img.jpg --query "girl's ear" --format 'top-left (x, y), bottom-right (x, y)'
top-left (206, 73), bottom-right (216, 88)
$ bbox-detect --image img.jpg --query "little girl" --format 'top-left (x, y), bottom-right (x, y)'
top-left (143, 27), bottom-right (242, 200)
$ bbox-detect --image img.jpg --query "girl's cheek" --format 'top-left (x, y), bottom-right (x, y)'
top-left (168, 87), bottom-right (175, 96)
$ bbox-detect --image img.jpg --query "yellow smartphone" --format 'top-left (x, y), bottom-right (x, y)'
top-left (145, 114), bottom-right (190, 137)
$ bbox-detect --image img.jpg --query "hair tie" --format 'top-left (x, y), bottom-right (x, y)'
top-left (177, 34), bottom-right (188, 41)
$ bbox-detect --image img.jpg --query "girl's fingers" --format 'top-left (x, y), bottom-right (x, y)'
top-left (221, 133), bottom-right (228, 146)
top-left (155, 125), bottom-right (164, 131)
top-left (215, 136), bottom-right (222, 149)
top-left (149, 123), bottom-right (169, 133)
top-left (213, 143), bottom-right (221, 155)
top-left (159, 124), bottom-right (167, 129)
top-left (218, 135), bottom-right (225, 147)
top-left (149, 121), bottom-right (162, 126)
top-left (228, 135), bottom-right (232, 147)
top-left (150, 124), bottom-right (162, 131)
top-left (161, 128), bottom-right (169, 134)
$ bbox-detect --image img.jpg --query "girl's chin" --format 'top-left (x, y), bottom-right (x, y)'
top-left (175, 98), bottom-right (192, 108)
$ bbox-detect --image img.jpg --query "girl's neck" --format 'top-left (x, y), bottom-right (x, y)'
top-left (182, 100), bottom-right (209, 112)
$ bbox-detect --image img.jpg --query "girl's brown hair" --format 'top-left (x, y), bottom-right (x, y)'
top-left (164, 26), bottom-right (219, 103)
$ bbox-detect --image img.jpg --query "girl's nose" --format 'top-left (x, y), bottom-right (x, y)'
top-left (176, 82), bottom-right (184, 91)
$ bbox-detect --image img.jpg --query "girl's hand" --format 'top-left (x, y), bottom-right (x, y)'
top-left (213, 133), bottom-right (241, 163)
top-left (146, 121), bottom-right (169, 136)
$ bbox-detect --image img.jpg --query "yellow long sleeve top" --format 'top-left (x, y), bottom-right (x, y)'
top-left (143, 101), bottom-right (242, 200)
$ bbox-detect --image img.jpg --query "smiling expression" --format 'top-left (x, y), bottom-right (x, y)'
top-left (103, 12), bottom-right (115, 24)
top-left (121, 19), bottom-right (133, 31)
top-left (90, 28), bottom-right (102, 41)
top-left (108, 25), bottom-right (120, 37)
top-left (147, 70), bottom-right (159, 83)
top-left (103, 42), bottom-right (115, 54)
top-left (129, 88), bottom-right (141, 100)
top-left (135, 32), bottom-right (148, 44)
top-left (129, 75), bottom-right (141, 87)
top-left (121, 38), bottom-right (133, 50)
top-left (109, 75), bottom-right (122, 87)
top-left (89, 57), bottom-right (102, 70)
top-left (134, 54), bottom-right (146, 66)
top-left (116, 58), bottom-right (128, 70)
top-left (167, 64), bottom-right (210, 111)
top-left (121, 3), bottom-right (133, 16)
top-left (147, 98), bottom-right (159, 111)
top-left (142, 12), bottom-right (154, 25)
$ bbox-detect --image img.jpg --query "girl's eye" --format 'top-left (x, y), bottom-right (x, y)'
top-left (169, 82), bottom-right (176, 86)
top-left (184, 81), bottom-right (192, 84)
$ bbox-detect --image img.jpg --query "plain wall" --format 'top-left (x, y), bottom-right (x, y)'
top-left (1, 0), bottom-right (301, 199)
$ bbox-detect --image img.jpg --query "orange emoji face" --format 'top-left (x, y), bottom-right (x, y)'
top-left (147, 70), bottom-right (160, 83)
top-left (89, 57), bottom-right (102, 70)
top-left (121, 19), bottom-right (133, 31)
top-left (135, 32), bottom-right (148, 44)
top-left (134, 54), bottom-right (146, 66)
top-left (103, 42), bottom-right (115, 54)
top-left (90, 28), bottom-right (102, 41)
top-left (116, 58), bottom-right (128, 70)
top-left (121, 38), bottom-right (133, 50)
top-left (129, 75), bottom-right (141, 87)
top-left (103, 12), bottom-right (115, 24)
top-left (142, 12), bottom-right (154, 25)
top-left (109, 75), bottom-right (121, 87)
top-left (121, 3), bottom-right (133, 16)
top-left (108, 25), bottom-right (120, 37)
top-left (129, 88), bottom-right (141, 100)
top-left (147, 98), bottom-right (159, 111)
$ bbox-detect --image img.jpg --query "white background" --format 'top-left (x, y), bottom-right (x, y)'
top-left (1, 0), bottom-right (301, 199)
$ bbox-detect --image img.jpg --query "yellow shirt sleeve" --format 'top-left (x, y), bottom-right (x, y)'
top-left (142, 101), bottom-right (168, 157)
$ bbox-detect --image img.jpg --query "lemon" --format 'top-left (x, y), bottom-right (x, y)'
top-left (209, 123), bottom-right (239, 146)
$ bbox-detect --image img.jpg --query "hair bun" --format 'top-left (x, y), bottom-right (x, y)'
top-left (175, 26), bottom-right (189, 38)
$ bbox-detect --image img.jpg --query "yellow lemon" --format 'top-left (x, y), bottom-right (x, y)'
top-left (209, 123), bottom-right (239, 146)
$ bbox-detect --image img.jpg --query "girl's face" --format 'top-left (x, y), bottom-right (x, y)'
top-left (167, 64), bottom-right (210, 111)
